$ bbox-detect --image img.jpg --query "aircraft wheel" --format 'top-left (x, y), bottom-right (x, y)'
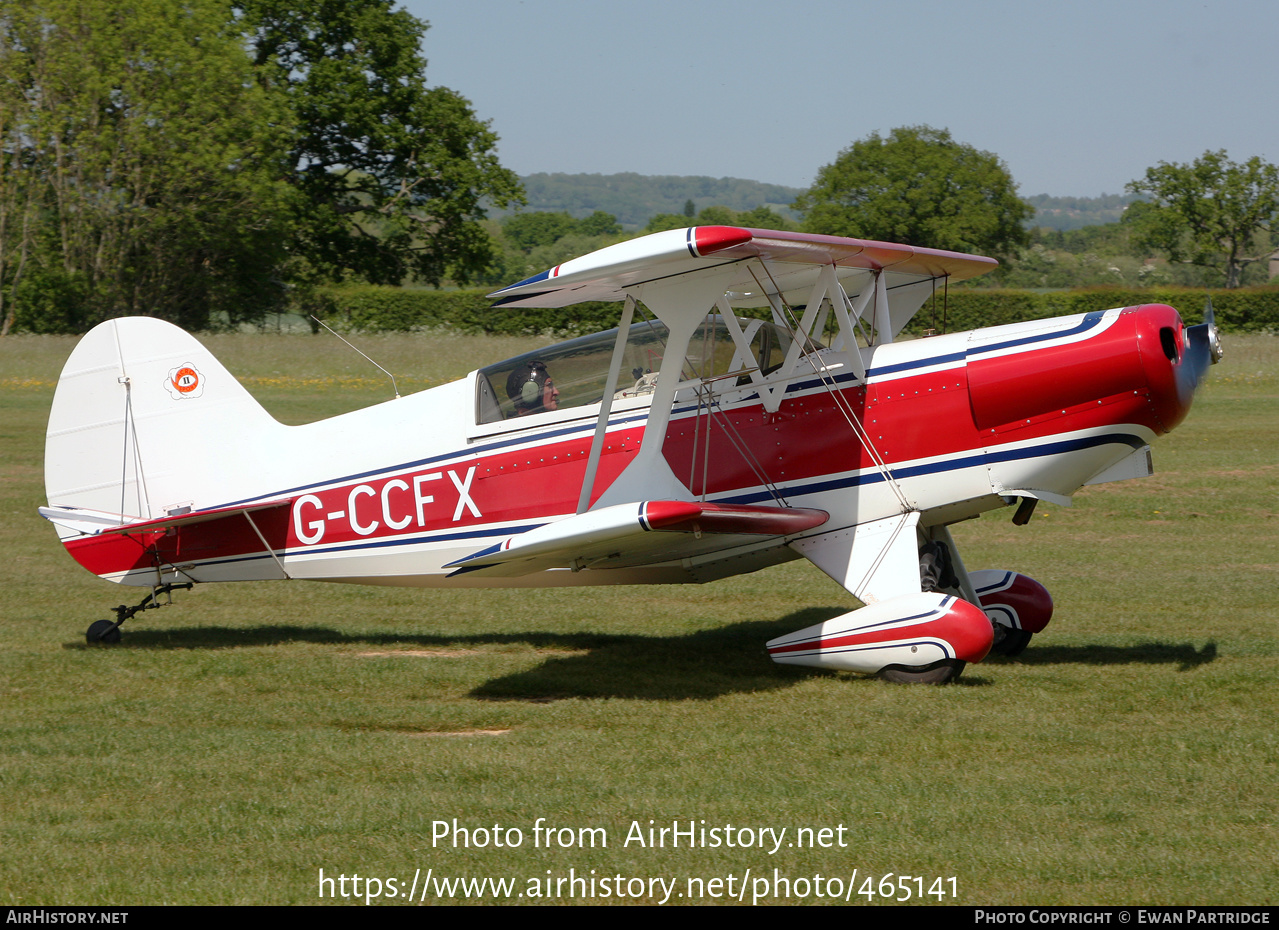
top-left (991, 628), bottom-right (1032, 657)
top-left (878, 659), bottom-right (965, 684)
top-left (86, 620), bottom-right (121, 645)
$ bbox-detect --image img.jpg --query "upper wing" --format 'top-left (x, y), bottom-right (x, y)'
top-left (488, 225), bottom-right (997, 319)
top-left (444, 500), bottom-right (828, 578)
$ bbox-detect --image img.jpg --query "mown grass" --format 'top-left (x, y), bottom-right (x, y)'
top-left (0, 331), bottom-right (1274, 905)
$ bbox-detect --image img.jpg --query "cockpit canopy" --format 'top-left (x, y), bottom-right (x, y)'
top-left (475, 317), bottom-right (810, 424)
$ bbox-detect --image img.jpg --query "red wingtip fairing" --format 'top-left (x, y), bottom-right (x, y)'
top-left (691, 225), bottom-right (753, 256)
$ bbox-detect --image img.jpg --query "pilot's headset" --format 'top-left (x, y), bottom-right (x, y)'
top-left (506, 360), bottom-right (551, 412)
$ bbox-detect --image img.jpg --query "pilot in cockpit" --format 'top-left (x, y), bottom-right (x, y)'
top-left (505, 360), bottom-right (560, 416)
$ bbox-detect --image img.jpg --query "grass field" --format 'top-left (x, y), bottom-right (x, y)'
top-left (0, 329), bottom-right (1275, 906)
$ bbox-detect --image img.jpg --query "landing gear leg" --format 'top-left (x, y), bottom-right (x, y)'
top-left (85, 583), bottom-right (193, 645)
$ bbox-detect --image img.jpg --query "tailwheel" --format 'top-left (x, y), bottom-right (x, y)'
top-left (878, 659), bottom-right (966, 685)
top-left (86, 619), bottom-right (122, 645)
top-left (84, 582), bottom-right (193, 645)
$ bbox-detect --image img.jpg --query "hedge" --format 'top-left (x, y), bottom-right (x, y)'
top-left (321, 284), bottom-right (1279, 337)
top-left (902, 286), bottom-right (1278, 335)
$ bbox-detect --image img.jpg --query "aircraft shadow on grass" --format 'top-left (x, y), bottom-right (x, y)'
top-left (987, 640), bottom-right (1217, 673)
top-left (67, 610), bottom-right (839, 701)
top-left (67, 614), bottom-right (1218, 701)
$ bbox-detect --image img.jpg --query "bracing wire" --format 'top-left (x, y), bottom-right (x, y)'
top-left (751, 260), bottom-right (913, 512)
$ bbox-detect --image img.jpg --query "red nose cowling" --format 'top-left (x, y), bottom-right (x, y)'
top-left (968, 304), bottom-right (1209, 438)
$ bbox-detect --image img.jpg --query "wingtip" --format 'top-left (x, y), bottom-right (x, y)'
top-left (689, 225), bottom-right (753, 257)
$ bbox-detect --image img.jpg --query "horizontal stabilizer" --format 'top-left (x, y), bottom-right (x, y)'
top-left (41, 499), bottom-right (291, 538)
top-left (446, 500), bottom-right (828, 578)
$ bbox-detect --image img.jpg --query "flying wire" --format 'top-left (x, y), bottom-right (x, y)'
top-left (749, 261), bottom-right (913, 512)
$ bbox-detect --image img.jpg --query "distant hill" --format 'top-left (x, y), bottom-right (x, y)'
top-left (497, 173), bottom-right (1135, 233)
top-left (507, 172), bottom-right (803, 228)
top-left (1025, 193), bottom-right (1138, 231)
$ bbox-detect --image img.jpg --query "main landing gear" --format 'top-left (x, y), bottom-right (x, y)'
top-left (879, 659), bottom-right (967, 685)
top-left (85, 583), bottom-right (193, 645)
top-left (966, 569), bottom-right (1054, 660)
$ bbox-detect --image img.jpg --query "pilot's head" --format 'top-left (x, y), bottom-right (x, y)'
top-left (506, 360), bottom-right (559, 415)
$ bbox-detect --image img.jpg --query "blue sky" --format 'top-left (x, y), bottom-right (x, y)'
top-left (404, 0), bottom-right (1277, 198)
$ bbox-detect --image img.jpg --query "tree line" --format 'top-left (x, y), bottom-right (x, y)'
top-left (492, 129), bottom-right (1277, 294)
top-left (513, 172), bottom-right (800, 229)
top-left (1, 2), bottom-right (1274, 336)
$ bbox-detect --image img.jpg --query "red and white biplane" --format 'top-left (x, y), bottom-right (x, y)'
top-left (42, 227), bottom-right (1220, 682)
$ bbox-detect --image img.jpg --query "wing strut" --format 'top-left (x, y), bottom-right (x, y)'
top-left (242, 510), bottom-right (292, 580)
top-left (577, 294), bottom-right (638, 513)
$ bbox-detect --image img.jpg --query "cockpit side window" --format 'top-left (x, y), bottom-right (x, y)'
top-left (475, 321), bottom-right (675, 424)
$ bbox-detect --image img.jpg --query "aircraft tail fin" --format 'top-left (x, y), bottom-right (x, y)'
top-left (44, 317), bottom-right (285, 537)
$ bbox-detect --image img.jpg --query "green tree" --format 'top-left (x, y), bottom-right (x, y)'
top-left (235, 0), bottom-right (522, 288)
top-left (501, 212), bottom-right (579, 252)
top-left (0, 0), bottom-right (524, 334)
top-left (0, 0), bottom-right (294, 333)
top-left (733, 205), bottom-right (795, 231)
top-left (695, 205), bottom-right (736, 226)
top-left (642, 204), bottom-right (795, 234)
top-left (794, 126), bottom-right (1033, 260)
top-left (644, 212), bottom-right (695, 233)
top-left (1125, 150), bottom-right (1279, 288)
top-left (577, 210), bottom-right (621, 237)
